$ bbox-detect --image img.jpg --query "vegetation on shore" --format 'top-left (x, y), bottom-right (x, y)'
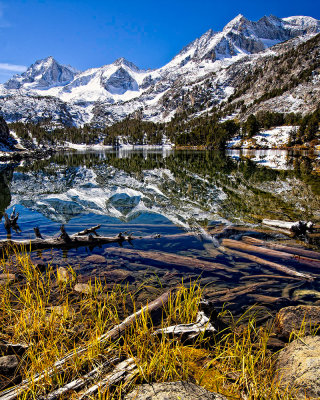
top-left (7, 105), bottom-right (320, 150)
top-left (0, 245), bottom-right (303, 399)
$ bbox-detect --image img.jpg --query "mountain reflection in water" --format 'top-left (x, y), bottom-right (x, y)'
top-left (0, 149), bottom-right (320, 316)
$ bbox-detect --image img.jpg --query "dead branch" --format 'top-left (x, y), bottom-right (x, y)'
top-left (153, 311), bottom-right (216, 339)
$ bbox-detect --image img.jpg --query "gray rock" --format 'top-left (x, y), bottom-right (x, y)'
top-left (0, 355), bottom-right (19, 374)
top-left (125, 381), bottom-right (227, 400)
top-left (275, 305), bottom-right (320, 340)
top-left (276, 336), bottom-right (320, 399)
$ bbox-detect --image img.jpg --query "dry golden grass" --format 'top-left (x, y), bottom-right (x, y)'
top-left (0, 246), bottom-right (299, 399)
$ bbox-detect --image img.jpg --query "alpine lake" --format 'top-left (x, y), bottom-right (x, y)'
top-left (1, 148), bottom-right (320, 320)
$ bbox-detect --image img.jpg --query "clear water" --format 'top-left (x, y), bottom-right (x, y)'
top-left (1, 149), bottom-right (320, 316)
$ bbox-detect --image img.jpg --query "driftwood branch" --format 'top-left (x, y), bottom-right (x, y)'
top-left (220, 244), bottom-right (314, 281)
top-left (242, 236), bottom-right (320, 260)
top-left (154, 311), bottom-right (216, 339)
top-left (0, 291), bottom-right (171, 400)
top-left (221, 239), bottom-right (320, 270)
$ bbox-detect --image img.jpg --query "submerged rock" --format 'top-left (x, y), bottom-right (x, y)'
top-left (84, 254), bottom-right (107, 264)
top-left (125, 382), bottom-right (227, 400)
top-left (275, 305), bottom-right (320, 340)
top-left (276, 336), bottom-right (320, 399)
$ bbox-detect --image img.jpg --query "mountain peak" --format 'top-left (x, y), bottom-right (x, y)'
top-left (223, 14), bottom-right (249, 31)
top-left (4, 56), bottom-right (77, 90)
top-left (113, 57), bottom-right (140, 72)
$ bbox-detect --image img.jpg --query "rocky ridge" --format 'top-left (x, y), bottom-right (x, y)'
top-left (0, 14), bottom-right (320, 127)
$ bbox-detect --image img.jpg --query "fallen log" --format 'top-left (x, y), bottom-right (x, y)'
top-left (0, 225), bottom-right (197, 254)
top-left (106, 247), bottom-right (235, 273)
top-left (242, 236), bottom-right (320, 261)
top-left (78, 358), bottom-right (137, 399)
top-left (44, 357), bottom-right (119, 400)
top-left (0, 225), bottom-right (131, 253)
top-left (0, 291), bottom-right (171, 400)
top-left (205, 281), bottom-right (277, 303)
top-left (221, 239), bottom-right (320, 270)
top-left (262, 219), bottom-right (313, 235)
top-left (240, 274), bottom-right (302, 281)
top-left (220, 245), bottom-right (314, 281)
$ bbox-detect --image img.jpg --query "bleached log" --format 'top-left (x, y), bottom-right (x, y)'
top-left (220, 245), bottom-right (314, 281)
top-left (78, 358), bottom-right (137, 399)
top-left (242, 236), bottom-right (320, 260)
top-left (44, 357), bottom-right (119, 400)
top-left (153, 311), bottom-right (216, 339)
top-left (221, 239), bottom-right (320, 270)
top-left (0, 291), bottom-right (171, 400)
top-left (262, 219), bottom-right (313, 234)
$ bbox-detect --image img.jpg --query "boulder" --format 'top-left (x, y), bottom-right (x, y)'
top-left (125, 381), bottom-right (227, 400)
top-left (275, 305), bottom-right (320, 340)
top-left (74, 283), bottom-right (91, 295)
top-left (57, 267), bottom-right (72, 284)
top-left (0, 355), bottom-right (19, 374)
top-left (0, 273), bottom-right (16, 285)
top-left (276, 336), bottom-right (320, 399)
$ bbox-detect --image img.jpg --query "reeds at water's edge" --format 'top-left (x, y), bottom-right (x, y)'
top-left (0, 245), bottom-right (305, 399)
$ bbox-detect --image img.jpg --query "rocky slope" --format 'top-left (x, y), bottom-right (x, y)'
top-left (0, 14), bottom-right (320, 127)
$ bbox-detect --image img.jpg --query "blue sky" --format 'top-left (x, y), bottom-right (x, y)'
top-left (0, 0), bottom-right (319, 82)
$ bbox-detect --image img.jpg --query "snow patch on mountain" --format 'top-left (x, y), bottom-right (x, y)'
top-left (0, 14), bottom-right (320, 127)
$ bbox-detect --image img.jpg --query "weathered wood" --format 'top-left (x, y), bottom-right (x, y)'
top-left (76, 225), bottom-right (101, 236)
top-left (220, 245), bottom-right (314, 281)
top-left (154, 311), bottom-right (216, 339)
top-left (0, 291), bottom-right (171, 400)
top-left (242, 236), bottom-right (320, 260)
top-left (0, 226), bottom-right (196, 254)
top-left (33, 227), bottom-right (43, 239)
top-left (222, 239), bottom-right (320, 270)
top-left (262, 219), bottom-right (313, 234)
top-left (44, 357), bottom-right (119, 400)
top-left (106, 247), bottom-right (235, 273)
top-left (78, 358), bottom-right (137, 399)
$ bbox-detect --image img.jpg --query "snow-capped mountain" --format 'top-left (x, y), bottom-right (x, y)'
top-left (4, 56), bottom-right (78, 90)
top-left (0, 14), bottom-right (320, 127)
